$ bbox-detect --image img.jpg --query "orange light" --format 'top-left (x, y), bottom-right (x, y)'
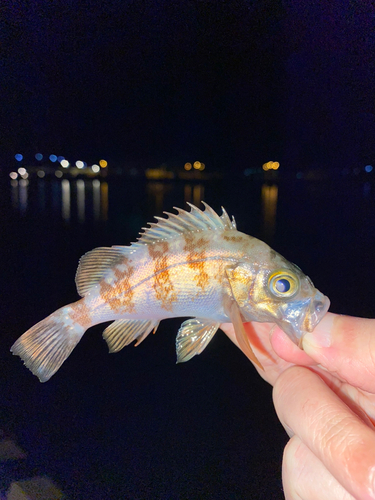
top-left (193, 161), bottom-right (201, 170)
top-left (184, 162), bottom-right (192, 171)
top-left (199, 162), bottom-right (205, 171)
top-left (272, 162), bottom-right (280, 170)
top-left (99, 159), bottom-right (108, 168)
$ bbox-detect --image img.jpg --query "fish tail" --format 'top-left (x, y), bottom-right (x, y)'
top-left (11, 305), bottom-right (87, 382)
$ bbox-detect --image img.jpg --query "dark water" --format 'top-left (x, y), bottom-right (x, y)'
top-left (1, 174), bottom-right (375, 499)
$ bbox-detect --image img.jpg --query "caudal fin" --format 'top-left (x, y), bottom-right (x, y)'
top-left (11, 306), bottom-right (86, 382)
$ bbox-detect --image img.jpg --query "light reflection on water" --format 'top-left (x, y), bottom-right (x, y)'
top-left (8, 178), bottom-right (278, 238)
top-left (10, 178), bottom-right (109, 223)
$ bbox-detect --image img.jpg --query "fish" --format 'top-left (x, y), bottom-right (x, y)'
top-left (11, 202), bottom-right (330, 382)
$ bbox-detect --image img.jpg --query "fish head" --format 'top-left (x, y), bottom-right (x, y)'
top-left (226, 256), bottom-right (330, 345)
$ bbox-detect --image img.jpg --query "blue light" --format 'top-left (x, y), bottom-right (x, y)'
top-left (49, 154), bottom-right (57, 162)
top-left (57, 156), bottom-right (64, 162)
top-left (15, 154), bottom-right (23, 161)
top-left (35, 153), bottom-right (43, 161)
top-left (365, 165), bottom-right (373, 173)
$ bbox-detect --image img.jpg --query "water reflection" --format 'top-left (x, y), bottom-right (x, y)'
top-left (61, 179), bottom-right (70, 221)
top-left (261, 183), bottom-right (278, 243)
top-left (10, 178), bottom-right (108, 223)
top-left (76, 179), bottom-right (85, 223)
top-left (184, 183), bottom-right (205, 206)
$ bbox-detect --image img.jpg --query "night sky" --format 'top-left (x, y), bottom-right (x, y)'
top-left (1, 1), bottom-right (374, 170)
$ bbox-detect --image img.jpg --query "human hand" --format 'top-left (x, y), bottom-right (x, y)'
top-left (220, 313), bottom-right (375, 500)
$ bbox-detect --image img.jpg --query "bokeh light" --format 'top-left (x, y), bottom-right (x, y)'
top-left (262, 161), bottom-right (280, 171)
top-left (35, 153), bottom-right (43, 161)
top-left (184, 162), bottom-right (192, 171)
top-left (61, 159), bottom-right (69, 168)
top-left (55, 170), bottom-right (63, 178)
top-left (193, 161), bottom-right (201, 170)
top-left (57, 156), bottom-right (65, 163)
top-left (365, 165), bottom-right (373, 173)
top-left (15, 154), bottom-right (23, 162)
top-left (49, 154), bottom-right (57, 162)
top-left (99, 159), bottom-right (108, 168)
top-left (76, 160), bottom-right (84, 169)
top-left (18, 167), bottom-right (26, 176)
top-left (9, 172), bottom-right (18, 180)
top-left (37, 170), bottom-right (45, 178)
top-left (92, 164), bottom-right (100, 173)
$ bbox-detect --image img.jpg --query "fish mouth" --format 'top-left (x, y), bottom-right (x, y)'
top-left (279, 291), bottom-right (330, 345)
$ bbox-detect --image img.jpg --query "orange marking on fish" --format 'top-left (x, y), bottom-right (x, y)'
top-left (183, 234), bottom-right (210, 291)
top-left (69, 302), bottom-right (92, 328)
top-left (223, 235), bottom-right (244, 243)
top-left (148, 241), bottom-right (177, 311)
top-left (99, 260), bottom-right (136, 313)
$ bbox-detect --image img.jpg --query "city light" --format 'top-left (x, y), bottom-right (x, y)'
top-left (193, 161), bottom-right (201, 170)
top-left (18, 167), bottom-right (26, 176)
top-left (61, 159), bottom-right (69, 168)
top-left (99, 159), bottom-right (108, 168)
top-left (15, 154), bottom-right (23, 162)
top-left (55, 170), bottom-right (63, 178)
top-left (92, 164), bottom-right (100, 173)
top-left (263, 161), bottom-right (280, 171)
top-left (365, 165), bottom-right (373, 173)
top-left (37, 170), bottom-right (45, 178)
top-left (57, 156), bottom-right (65, 163)
top-left (9, 172), bottom-right (18, 180)
top-left (35, 153), bottom-right (43, 161)
top-left (76, 160), bottom-right (84, 169)
top-left (184, 162), bottom-right (192, 171)
top-left (199, 162), bottom-right (205, 171)
top-left (49, 154), bottom-right (57, 162)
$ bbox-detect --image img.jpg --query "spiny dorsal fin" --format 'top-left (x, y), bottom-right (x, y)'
top-left (75, 246), bottom-right (135, 297)
top-left (135, 202), bottom-right (236, 246)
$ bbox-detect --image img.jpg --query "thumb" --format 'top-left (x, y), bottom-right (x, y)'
top-left (302, 313), bottom-right (375, 393)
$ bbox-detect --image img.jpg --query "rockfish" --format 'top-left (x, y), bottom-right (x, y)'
top-left (11, 202), bottom-right (330, 382)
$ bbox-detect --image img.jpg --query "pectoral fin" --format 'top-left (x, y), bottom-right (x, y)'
top-left (103, 319), bottom-right (160, 353)
top-left (176, 318), bottom-right (220, 363)
top-left (224, 299), bottom-right (264, 370)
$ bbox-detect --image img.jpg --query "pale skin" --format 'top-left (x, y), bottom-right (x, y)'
top-left (220, 313), bottom-right (375, 500)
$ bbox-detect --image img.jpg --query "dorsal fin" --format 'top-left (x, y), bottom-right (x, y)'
top-left (75, 203), bottom-right (236, 297)
top-left (75, 246), bottom-right (135, 297)
top-left (134, 202), bottom-right (236, 247)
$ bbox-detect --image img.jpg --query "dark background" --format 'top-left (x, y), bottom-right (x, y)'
top-left (1, 2), bottom-right (375, 499)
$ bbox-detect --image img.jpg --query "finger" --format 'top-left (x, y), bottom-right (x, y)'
top-left (302, 313), bottom-right (375, 393)
top-left (273, 366), bottom-right (375, 500)
top-left (270, 325), bottom-right (316, 366)
top-left (283, 435), bottom-right (355, 500)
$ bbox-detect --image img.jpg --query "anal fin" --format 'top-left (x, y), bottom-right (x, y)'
top-left (176, 318), bottom-right (220, 363)
top-left (103, 319), bottom-right (159, 353)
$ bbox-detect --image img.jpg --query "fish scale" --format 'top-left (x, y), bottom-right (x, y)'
top-left (11, 202), bottom-right (330, 382)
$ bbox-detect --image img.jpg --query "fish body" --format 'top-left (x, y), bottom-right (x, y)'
top-left (11, 203), bottom-right (330, 382)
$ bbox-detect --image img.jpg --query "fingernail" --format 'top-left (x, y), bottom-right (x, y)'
top-left (303, 314), bottom-right (335, 349)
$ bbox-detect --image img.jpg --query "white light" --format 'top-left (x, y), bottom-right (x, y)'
top-left (61, 159), bottom-right (69, 168)
top-left (18, 167), bottom-right (26, 175)
top-left (9, 172), bottom-right (18, 180)
top-left (21, 172), bottom-right (29, 179)
top-left (76, 160), bottom-right (84, 169)
top-left (91, 164), bottom-right (100, 173)
top-left (37, 170), bottom-right (45, 178)
top-left (55, 170), bottom-right (63, 178)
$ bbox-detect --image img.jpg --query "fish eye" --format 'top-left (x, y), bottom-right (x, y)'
top-left (268, 271), bottom-right (299, 298)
